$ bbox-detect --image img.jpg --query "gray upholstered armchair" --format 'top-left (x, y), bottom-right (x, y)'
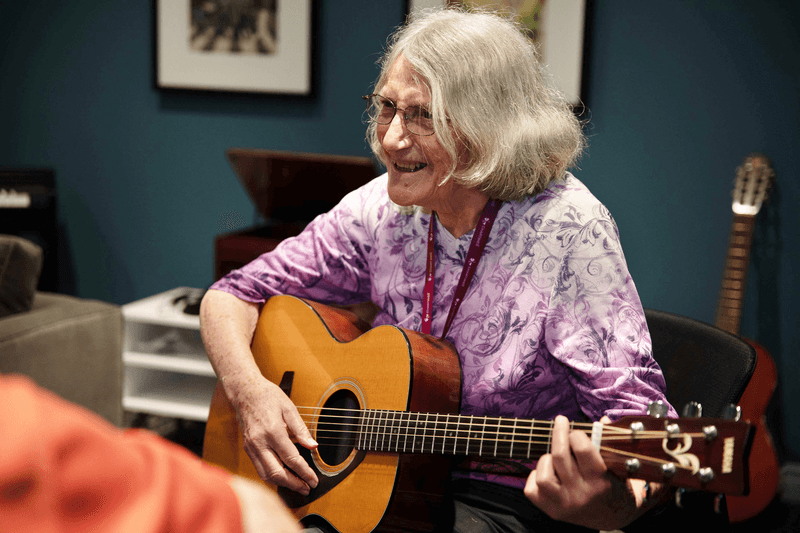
top-left (0, 234), bottom-right (124, 425)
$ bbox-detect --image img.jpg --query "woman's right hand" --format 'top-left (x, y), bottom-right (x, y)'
top-left (199, 290), bottom-right (319, 495)
top-left (229, 373), bottom-right (319, 495)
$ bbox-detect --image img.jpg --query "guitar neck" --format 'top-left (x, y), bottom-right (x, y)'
top-left (355, 409), bottom-right (555, 460)
top-left (715, 213), bottom-right (756, 335)
top-left (333, 408), bottom-right (751, 495)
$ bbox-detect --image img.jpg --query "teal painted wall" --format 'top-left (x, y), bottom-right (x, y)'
top-left (2, 1), bottom-right (798, 458)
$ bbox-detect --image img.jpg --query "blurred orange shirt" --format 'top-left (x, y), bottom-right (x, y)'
top-left (0, 375), bottom-right (242, 532)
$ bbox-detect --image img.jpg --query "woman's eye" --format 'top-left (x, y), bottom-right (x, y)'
top-left (409, 107), bottom-right (431, 119)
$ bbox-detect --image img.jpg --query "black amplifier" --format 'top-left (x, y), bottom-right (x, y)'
top-left (1, 168), bottom-right (59, 292)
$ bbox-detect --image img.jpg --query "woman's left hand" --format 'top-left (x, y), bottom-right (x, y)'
top-left (524, 415), bottom-right (639, 530)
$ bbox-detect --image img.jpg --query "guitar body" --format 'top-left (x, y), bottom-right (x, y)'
top-left (726, 338), bottom-right (780, 522)
top-left (203, 295), bottom-right (462, 533)
top-left (205, 296), bottom-right (755, 531)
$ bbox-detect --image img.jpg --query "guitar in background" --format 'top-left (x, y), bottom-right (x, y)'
top-left (714, 153), bottom-right (779, 522)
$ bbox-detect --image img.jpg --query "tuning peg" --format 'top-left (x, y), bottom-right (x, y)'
top-left (681, 401), bottom-right (703, 418)
top-left (721, 404), bottom-right (742, 421)
top-left (647, 400), bottom-right (669, 418)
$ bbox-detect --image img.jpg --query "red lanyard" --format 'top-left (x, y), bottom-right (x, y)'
top-left (420, 199), bottom-right (502, 339)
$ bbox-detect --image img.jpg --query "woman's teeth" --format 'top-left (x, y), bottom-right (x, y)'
top-left (395, 162), bottom-right (427, 172)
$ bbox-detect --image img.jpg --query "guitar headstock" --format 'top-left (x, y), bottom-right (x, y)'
top-left (731, 153), bottom-right (774, 216)
top-left (602, 416), bottom-right (753, 495)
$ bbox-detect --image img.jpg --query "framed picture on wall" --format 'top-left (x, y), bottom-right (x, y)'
top-left (405, 0), bottom-right (587, 106)
top-left (155, 0), bottom-right (312, 95)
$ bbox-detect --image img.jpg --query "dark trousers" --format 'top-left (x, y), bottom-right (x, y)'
top-left (303, 478), bottom-right (594, 533)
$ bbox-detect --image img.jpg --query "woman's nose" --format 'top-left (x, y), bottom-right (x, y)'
top-left (380, 113), bottom-right (412, 152)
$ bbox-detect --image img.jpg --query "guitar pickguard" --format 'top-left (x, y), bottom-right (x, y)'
top-left (279, 446), bottom-right (367, 509)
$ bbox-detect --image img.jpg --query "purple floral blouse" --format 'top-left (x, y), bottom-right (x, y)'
top-left (211, 173), bottom-right (677, 487)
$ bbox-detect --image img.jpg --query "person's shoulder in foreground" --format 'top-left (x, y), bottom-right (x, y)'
top-left (0, 374), bottom-right (299, 533)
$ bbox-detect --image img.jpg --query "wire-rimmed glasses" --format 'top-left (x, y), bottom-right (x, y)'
top-left (362, 94), bottom-right (436, 136)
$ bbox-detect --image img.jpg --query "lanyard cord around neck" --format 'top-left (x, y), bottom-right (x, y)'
top-left (420, 199), bottom-right (502, 339)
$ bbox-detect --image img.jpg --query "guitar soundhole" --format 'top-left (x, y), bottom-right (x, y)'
top-left (317, 389), bottom-right (360, 467)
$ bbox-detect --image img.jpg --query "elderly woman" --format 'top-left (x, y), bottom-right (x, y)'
top-left (201, 7), bottom-right (677, 532)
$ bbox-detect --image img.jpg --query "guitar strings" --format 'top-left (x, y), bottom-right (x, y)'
top-left (287, 405), bottom-right (700, 470)
top-left (295, 405), bottom-right (681, 437)
top-left (294, 405), bottom-right (692, 439)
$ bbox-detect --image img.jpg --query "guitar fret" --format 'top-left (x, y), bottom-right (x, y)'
top-left (492, 418), bottom-right (499, 457)
top-left (430, 413), bottom-right (438, 453)
top-left (494, 418), bottom-right (516, 458)
top-left (466, 415), bottom-right (473, 455)
top-left (360, 410), bottom-right (368, 451)
top-left (361, 410), bottom-right (369, 451)
top-left (387, 411), bottom-right (396, 452)
top-left (374, 411), bottom-right (382, 451)
top-left (398, 413), bottom-right (411, 453)
top-left (431, 414), bottom-right (439, 453)
top-left (729, 247), bottom-right (747, 257)
top-left (392, 411), bottom-right (403, 452)
top-left (720, 289), bottom-right (743, 299)
top-left (479, 416), bottom-right (486, 456)
top-left (411, 412), bottom-right (419, 453)
top-left (369, 410), bottom-right (379, 451)
top-left (453, 415), bottom-right (468, 455)
top-left (453, 415), bottom-right (465, 455)
top-left (386, 411), bottom-right (394, 452)
top-left (526, 419), bottom-right (534, 459)
top-left (381, 411), bottom-right (391, 451)
top-left (510, 418), bottom-right (517, 458)
top-left (395, 411), bottom-right (403, 452)
top-left (424, 413), bottom-right (431, 452)
top-left (719, 302), bottom-right (742, 314)
top-left (376, 410), bottom-right (383, 451)
top-left (357, 411), bottom-right (364, 450)
top-left (722, 279), bottom-right (743, 290)
top-left (364, 410), bottom-right (372, 451)
top-left (418, 413), bottom-right (429, 453)
top-left (442, 414), bottom-right (450, 454)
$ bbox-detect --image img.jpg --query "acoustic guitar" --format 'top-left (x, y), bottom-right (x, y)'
top-left (713, 153), bottom-right (780, 522)
top-left (204, 295), bottom-right (753, 533)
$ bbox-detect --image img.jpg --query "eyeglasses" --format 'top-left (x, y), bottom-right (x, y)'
top-left (362, 94), bottom-right (436, 136)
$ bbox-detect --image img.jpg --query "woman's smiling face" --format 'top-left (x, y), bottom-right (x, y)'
top-left (377, 55), bottom-right (462, 212)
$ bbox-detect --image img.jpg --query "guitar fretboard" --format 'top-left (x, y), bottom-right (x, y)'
top-left (715, 214), bottom-right (756, 335)
top-left (355, 410), bottom-right (555, 460)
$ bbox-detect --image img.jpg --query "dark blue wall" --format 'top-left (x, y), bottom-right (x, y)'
top-left (2, 1), bottom-right (798, 458)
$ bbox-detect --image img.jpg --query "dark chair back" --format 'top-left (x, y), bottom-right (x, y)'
top-left (623, 309), bottom-right (758, 531)
top-left (644, 308), bottom-right (756, 418)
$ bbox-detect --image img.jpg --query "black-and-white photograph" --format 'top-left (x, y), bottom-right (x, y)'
top-left (156, 0), bottom-right (310, 95)
top-left (189, 0), bottom-right (278, 55)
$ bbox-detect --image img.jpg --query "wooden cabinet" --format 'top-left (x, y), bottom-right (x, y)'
top-left (215, 149), bottom-right (377, 279)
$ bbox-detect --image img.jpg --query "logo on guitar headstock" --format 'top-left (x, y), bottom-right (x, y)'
top-left (723, 436), bottom-right (735, 474)
top-left (663, 434), bottom-right (700, 475)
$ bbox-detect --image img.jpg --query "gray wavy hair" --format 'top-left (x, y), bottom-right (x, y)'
top-left (366, 7), bottom-right (586, 201)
